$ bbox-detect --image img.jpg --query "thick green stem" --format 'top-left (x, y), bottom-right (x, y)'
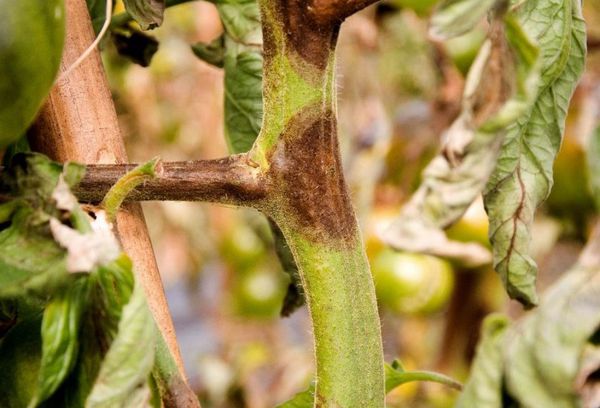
top-left (250, 1), bottom-right (385, 406)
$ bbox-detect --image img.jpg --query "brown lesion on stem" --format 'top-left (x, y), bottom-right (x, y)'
top-left (264, 105), bottom-right (358, 244)
top-left (308, 0), bottom-right (380, 25)
top-left (74, 154), bottom-right (267, 205)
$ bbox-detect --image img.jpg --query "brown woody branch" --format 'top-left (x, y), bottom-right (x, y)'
top-left (309, 0), bottom-right (380, 25)
top-left (75, 155), bottom-right (268, 205)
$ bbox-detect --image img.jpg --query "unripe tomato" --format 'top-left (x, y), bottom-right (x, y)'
top-left (371, 249), bottom-right (454, 315)
top-left (0, 0), bottom-right (65, 146)
top-left (233, 269), bottom-right (286, 319)
top-left (446, 198), bottom-right (490, 248)
top-left (220, 225), bottom-right (266, 272)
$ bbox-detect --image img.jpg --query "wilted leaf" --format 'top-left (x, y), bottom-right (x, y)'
top-left (383, 11), bottom-right (539, 267)
top-left (483, 0), bottom-right (587, 307)
top-left (429, 0), bottom-right (497, 40)
top-left (33, 279), bottom-right (90, 406)
top-left (86, 283), bottom-right (156, 408)
top-left (216, 0), bottom-right (262, 45)
top-left (456, 314), bottom-right (508, 408)
top-left (123, 0), bottom-right (165, 30)
top-left (460, 222), bottom-right (600, 407)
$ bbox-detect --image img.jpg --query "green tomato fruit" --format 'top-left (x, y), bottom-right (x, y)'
top-left (221, 225), bottom-right (266, 272)
top-left (233, 269), bottom-right (285, 319)
top-left (371, 250), bottom-right (454, 315)
top-left (446, 198), bottom-right (490, 248)
top-left (0, 0), bottom-right (65, 146)
top-left (444, 29), bottom-right (486, 76)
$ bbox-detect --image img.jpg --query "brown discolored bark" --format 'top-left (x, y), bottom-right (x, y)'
top-left (76, 155), bottom-right (266, 204)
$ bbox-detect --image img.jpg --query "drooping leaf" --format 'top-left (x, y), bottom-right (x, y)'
top-left (86, 282), bottom-right (156, 408)
top-left (483, 0), bottom-right (587, 307)
top-left (32, 279), bottom-right (90, 406)
top-left (455, 314), bottom-right (509, 408)
top-left (383, 10), bottom-right (540, 267)
top-left (429, 0), bottom-right (497, 40)
top-left (123, 0), bottom-right (165, 30)
top-left (0, 0), bottom-right (65, 147)
top-left (460, 223), bottom-right (600, 407)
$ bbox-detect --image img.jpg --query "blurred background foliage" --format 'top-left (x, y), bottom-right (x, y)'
top-left (96, 1), bottom-right (600, 406)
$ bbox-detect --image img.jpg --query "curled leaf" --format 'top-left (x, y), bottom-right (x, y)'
top-left (483, 0), bottom-right (587, 306)
top-left (383, 11), bottom-right (539, 268)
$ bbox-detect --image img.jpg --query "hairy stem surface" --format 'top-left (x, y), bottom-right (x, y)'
top-left (251, 1), bottom-right (385, 406)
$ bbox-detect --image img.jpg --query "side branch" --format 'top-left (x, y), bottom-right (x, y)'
top-left (75, 154), bottom-right (267, 205)
top-left (309, 0), bottom-right (380, 25)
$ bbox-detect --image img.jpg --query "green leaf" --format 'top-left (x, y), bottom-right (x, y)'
top-left (429, 0), bottom-right (497, 40)
top-left (0, 0), bottom-right (65, 147)
top-left (123, 0), bottom-right (165, 30)
top-left (86, 282), bottom-right (156, 407)
top-left (33, 278), bottom-right (90, 406)
top-left (191, 0), bottom-right (263, 154)
top-left (44, 256), bottom-right (136, 406)
top-left (383, 11), bottom-right (539, 267)
top-left (455, 314), bottom-right (509, 408)
top-left (385, 359), bottom-right (462, 393)
top-left (483, 0), bottom-right (587, 307)
top-left (223, 44), bottom-right (263, 154)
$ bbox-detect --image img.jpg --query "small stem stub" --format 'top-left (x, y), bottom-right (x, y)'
top-left (100, 157), bottom-right (160, 221)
